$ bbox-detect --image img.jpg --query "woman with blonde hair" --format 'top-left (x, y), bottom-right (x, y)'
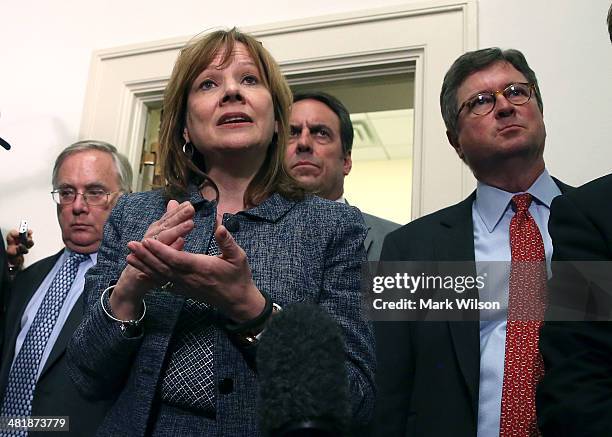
top-left (67, 28), bottom-right (374, 435)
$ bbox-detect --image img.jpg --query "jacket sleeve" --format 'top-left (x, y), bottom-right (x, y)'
top-left (66, 194), bottom-right (146, 400)
top-left (318, 205), bottom-right (376, 427)
top-left (538, 192), bottom-right (612, 436)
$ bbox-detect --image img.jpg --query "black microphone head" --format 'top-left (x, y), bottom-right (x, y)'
top-left (0, 136), bottom-right (11, 150)
top-left (257, 303), bottom-right (351, 437)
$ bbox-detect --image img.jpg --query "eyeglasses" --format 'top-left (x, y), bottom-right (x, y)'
top-left (456, 82), bottom-right (535, 119)
top-left (51, 188), bottom-right (118, 206)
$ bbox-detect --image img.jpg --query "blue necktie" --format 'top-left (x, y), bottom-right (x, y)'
top-left (0, 252), bottom-right (87, 432)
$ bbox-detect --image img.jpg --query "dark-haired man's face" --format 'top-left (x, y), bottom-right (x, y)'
top-left (451, 61), bottom-right (546, 173)
top-left (285, 99), bottom-right (352, 200)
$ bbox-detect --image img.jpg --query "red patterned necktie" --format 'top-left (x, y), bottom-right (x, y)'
top-left (499, 193), bottom-right (547, 437)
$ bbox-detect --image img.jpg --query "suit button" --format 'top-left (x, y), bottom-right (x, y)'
top-left (219, 378), bottom-right (233, 394)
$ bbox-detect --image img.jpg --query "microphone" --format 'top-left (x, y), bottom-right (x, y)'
top-left (257, 303), bottom-right (351, 437)
top-left (0, 136), bottom-right (10, 150)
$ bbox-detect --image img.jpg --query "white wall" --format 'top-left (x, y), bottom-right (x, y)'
top-left (1, 0), bottom-right (611, 265)
top-left (479, 0), bottom-right (612, 185)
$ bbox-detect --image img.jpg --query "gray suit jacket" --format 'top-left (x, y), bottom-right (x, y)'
top-left (361, 212), bottom-right (400, 261)
top-left (67, 188), bottom-right (375, 436)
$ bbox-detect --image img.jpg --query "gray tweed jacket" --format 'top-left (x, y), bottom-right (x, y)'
top-left (67, 187), bottom-right (375, 436)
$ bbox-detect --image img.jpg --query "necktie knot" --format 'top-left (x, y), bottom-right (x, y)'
top-left (511, 193), bottom-right (532, 213)
top-left (70, 252), bottom-right (89, 264)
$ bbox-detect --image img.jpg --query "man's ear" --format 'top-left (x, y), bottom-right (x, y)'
top-left (183, 126), bottom-right (190, 144)
top-left (343, 151), bottom-right (352, 176)
top-left (446, 130), bottom-right (464, 161)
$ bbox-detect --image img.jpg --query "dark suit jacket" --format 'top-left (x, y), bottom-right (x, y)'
top-left (0, 233), bottom-right (9, 355)
top-left (537, 173), bottom-right (612, 437)
top-left (0, 250), bottom-right (113, 437)
top-left (372, 178), bottom-right (570, 437)
top-left (67, 188), bottom-right (375, 437)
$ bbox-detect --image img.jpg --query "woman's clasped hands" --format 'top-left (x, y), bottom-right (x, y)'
top-left (110, 199), bottom-right (265, 323)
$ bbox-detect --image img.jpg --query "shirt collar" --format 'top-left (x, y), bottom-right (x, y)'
top-left (474, 168), bottom-right (560, 233)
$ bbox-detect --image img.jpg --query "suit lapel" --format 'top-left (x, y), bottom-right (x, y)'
top-left (39, 294), bottom-right (84, 378)
top-left (435, 194), bottom-right (481, 415)
top-left (552, 177), bottom-right (572, 194)
top-left (435, 202), bottom-right (476, 261)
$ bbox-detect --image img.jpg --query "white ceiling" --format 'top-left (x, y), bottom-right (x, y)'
top-left (351, 108), bottom-right (413, 161)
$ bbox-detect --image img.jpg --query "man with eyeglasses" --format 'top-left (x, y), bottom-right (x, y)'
top-left (373, 48), bottom-right (570, 437)
top-left (0, 140), bottom-right (132, 436)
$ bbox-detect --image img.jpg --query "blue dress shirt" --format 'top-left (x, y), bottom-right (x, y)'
top-left (12, 249), bottom-right (96, 380)
top-left (474, 170), bottom-right (561, 437)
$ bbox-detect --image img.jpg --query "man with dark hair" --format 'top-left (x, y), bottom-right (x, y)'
top-left (537, 5), bottom-right (612, 435)
top-left (285, 91), bottom-right (398, 260)
top-left (373, 47), bottom-right (569, 436)
top-left (0, 140), bottom-right (132, 436)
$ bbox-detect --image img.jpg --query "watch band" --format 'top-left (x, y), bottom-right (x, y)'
top-left (224, 289), bottom-right (274, 334)
top-left (233, 302), bottom-right (282, 346)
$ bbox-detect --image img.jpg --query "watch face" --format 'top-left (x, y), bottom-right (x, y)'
top-left (119, 322), bottom-right (142, 338)
top-left (234, 332), bottom-right (259, 347)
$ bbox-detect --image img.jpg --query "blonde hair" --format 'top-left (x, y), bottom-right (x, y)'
top-left (159, 28), bottom-right (302, 205)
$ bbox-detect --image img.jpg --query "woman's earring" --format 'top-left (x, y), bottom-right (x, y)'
top-left (182, 141), bottom-right (194, 158)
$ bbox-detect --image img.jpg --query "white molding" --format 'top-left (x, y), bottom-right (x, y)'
top-left (411, 51), bottom-right (426, 220)
top-left (282, 47), bottom-right (418, 84)
top-left (80, 0), bottom-right (478, 219)
top-left (95, 36), bottom-right (188, 61)
top-left (245, 0), bottom-right (474, 36)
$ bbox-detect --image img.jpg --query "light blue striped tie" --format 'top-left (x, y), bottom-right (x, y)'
top-left (0, 252), bottom-right (87, 435)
